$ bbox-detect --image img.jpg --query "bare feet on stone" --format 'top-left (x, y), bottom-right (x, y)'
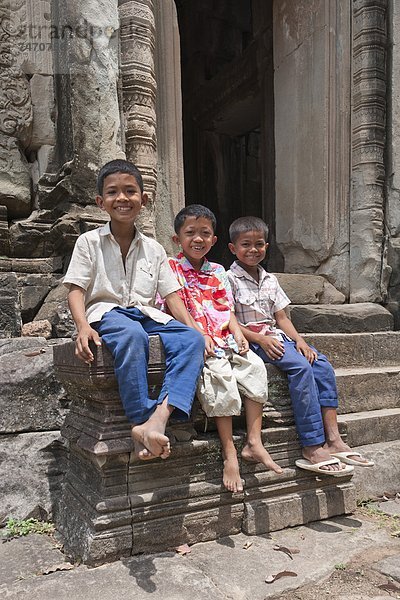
top-left (241, 442), bottom-right (283, 474)
top-left (222, 451), bottom-right (244, 493)
top-left (131, 423), bottom-right (171, 460)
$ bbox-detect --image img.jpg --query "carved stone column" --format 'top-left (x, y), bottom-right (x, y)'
top-left (119, 0), bottom-right (157, 237)
top-left (154, 0), bottom-right (185, 254)
top-left (351, 0), bottom-right (389, 302)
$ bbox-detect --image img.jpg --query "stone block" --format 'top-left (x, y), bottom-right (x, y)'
top-left (37, 144), bottom-right (56, 176)
top-left (336, 366), bottom-right (400, 414)
top-left (274, 273), bottom-right (324, 304)
top-left (351, 440), bottom-right (400, 501)
top-left (0, 431), bottom-right (63, 522)
top-left (338, 408), bottom-right (400, 447)
top-left (243, 482), bottom-right (356, 535)
top-left (22, 319), bottom-right (52, 339)
top-left (19, 273), bottom-right (59, 322)
top-left (0, 257), bottom-right (63, 273)
top-left (0, 338), bottom-right (69, 433)
top-left (289, 303), bottom-right (394, 333)
top-left (0, 138), bottom-right (32, 219)
top-left (35, 284), bottom-right (75, 338)
top-left (0, 273), bottom-right (21, 338)
top-left (29, 75), bottom-right (55, 150)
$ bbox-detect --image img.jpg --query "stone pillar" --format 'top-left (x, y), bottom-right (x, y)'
top-left (387, 0), bottom-right (400, 326)
top-left (154, 0), bottom-right (185, 254)
top-left (273, 0), bottom-right (351, 296)
top-left (119, 0), bottom-right (157, 237)
top-left (350, 0), bottom-right (389, 302)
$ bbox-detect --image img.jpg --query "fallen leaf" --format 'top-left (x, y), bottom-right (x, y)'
top-left (378, 582), bottom-right (400, 593)
top-left (391, 530), bottom-right (400, 538)
top-left (24, 349), bottom-right (46, 357)
top-left (38, 563), bottom-right (74, 576)
top-left (265, 571), bottom-right (297, 584)
top-left (272, 544), bottom-right (300, 560)
top-left (242, 541), bottom-right (253, 550)
top-left (176, 543), bottom-right (191, 555)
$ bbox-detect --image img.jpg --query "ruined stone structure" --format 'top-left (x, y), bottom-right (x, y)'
top-left (2, 0), bottom-right (400, 565)
top-left (1, 0), bottom-right (399, 333)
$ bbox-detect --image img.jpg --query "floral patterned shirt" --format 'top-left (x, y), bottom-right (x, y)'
top-left (168, 253), bottom-right (237, 352)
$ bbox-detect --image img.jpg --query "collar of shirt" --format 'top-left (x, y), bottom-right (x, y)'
top-left (176, 252), bottom-right (213, 274)
top-left (99, 222), bottom-right (144, 250)
top-left (229, 260), bottom-right (270, 285)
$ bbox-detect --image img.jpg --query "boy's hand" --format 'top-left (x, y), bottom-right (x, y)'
top-left (295, 339), bottom-right (318, 364)
top-left (260, 336), bottom-right (285, 361)
top-left (204, 335), bottom-right (216, 357)
top-left (234, 332), bottom-right (249, 355)
top-left (75, 324), bottom-right (102, 364)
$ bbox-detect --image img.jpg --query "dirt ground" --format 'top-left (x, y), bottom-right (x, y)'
top-left (269, 506), bottom-right (400, 600)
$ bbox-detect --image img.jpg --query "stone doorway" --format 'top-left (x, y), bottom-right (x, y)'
top-left (174, 0), bottom-right (278, 268)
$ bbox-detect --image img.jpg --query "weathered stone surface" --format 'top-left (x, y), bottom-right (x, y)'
top-left (335, 366), bottom-right (400, 414)
top-left (274, 273), bottom-right (345, 305)
top-left (0, 338), bottom-right (69, 433)
top-left (289, 303), bottom-right (394, 333)
top-left (352, 441), bottom-right (400, 501)
top-left (304, 331), bottom-right (400, 369)
top-left (19, 273), bottom-right (59, 321)
top-left (274, 273), bottom-right (324, 304)
top-left (0, 273), bottom-right (21, 338)
top-left (22, 319), bottom-right (52, 339)
top-left (0, 257), bottom-right (62, 273)
top-left (35, 284), bottom-right (74, 338)
top-left (0, 137), bottom-right (32, 219)
top-left (338, 408), bottom-right (400, 447)
top-left (0, 204), bottom-right (9, 255)
top-left (0, 431), bottom-right (63, 521)
top-left (29, 74), bottom-right (55, 150)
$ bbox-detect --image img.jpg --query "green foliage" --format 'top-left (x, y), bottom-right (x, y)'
top-left (334, 563), bottom-right (347, 571)
top-left (4, 518), bottom-right (55, 538)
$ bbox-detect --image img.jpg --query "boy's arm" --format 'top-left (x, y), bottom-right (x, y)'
top-left (228, 312), bottom-right (249, 355)
top-left (68, 284), bottom-right (102, 363)
top-left (275, 309), bottom-right (318, 364)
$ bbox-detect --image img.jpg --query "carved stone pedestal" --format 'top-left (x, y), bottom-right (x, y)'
top-left (53, 339), bottom-right (355, 566)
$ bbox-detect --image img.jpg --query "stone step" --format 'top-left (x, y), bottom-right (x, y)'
top-left (266, 363), bottom-right (400, 416)
top-left (302, 331), bottom-right (400, 369)
top-left (289, 302), bottom-right (394, 333)
top-left (338, 408), bottom-right (400, 447)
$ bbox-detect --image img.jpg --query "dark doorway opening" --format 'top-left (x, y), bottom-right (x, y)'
top-left (174, 0), bottom-right (279, 269)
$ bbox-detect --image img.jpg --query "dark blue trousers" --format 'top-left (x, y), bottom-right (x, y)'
top-left (251, 339), bottom-right (338, 447)
top-left (94, 307), bottom-right (204, 424)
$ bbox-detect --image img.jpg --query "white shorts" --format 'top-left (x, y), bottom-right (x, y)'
top-left (196, 348), bottom-right (268, 417)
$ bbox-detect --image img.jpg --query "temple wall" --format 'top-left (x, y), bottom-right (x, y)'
top-left (273, 0), bottom-right (351, 296)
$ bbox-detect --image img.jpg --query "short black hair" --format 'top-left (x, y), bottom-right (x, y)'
top-left (174, 204), bottom-right (217, 234)
top-left (229, 216), bottom-right (269, 243)
top-left (97, 159), bottom-right (144, 195)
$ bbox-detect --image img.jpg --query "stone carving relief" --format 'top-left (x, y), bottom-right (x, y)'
top-left (0, 0), bottom-right (33, 219)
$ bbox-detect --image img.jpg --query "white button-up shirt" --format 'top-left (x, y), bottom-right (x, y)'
top-left (63, 223), bottom-right (180, 324)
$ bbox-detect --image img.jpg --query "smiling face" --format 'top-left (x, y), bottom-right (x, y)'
top-left (173, 215), bottom-right (217, 269)
top-left (95, 172), bottom-right (147, 226)
top-left (228, 229), bottom-right (268, 273)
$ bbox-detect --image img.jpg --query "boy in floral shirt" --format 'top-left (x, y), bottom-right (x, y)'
top-left (168, 205), bottom-right (283, 493)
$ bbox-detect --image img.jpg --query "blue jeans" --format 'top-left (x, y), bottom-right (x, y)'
top-left (93, 307), bottom-right (205, 424)
top-left (251, 339), bottom-right (338, 447)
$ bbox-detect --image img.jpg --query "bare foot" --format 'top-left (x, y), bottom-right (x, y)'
top-left (131, 423), bottom-right (171, 460)
top-left (242, 442), bottom-right (283, 474)
top-left (222, 451), bottom-right (244, 493)
top-left (324, 440), bottom-right (372, 465)
top-left (302, 445), bottom-right (344, 472)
